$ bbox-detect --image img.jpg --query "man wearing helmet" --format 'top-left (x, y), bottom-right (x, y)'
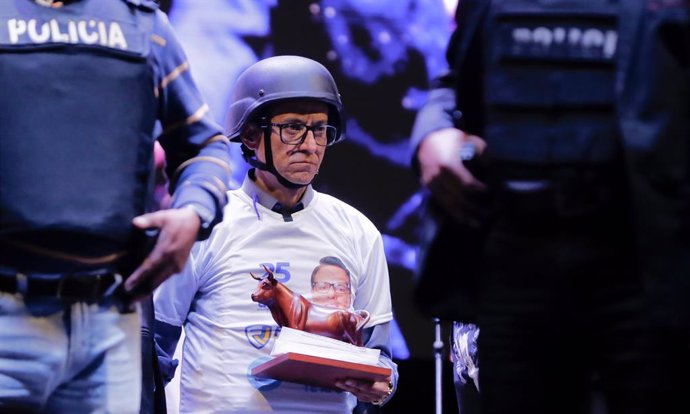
top-left (154, 55), bottom-right (398, 413)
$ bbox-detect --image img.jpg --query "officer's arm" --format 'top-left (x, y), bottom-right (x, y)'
top-left (123, 12), bottom-right (231, 299)
top-left (150, 10), bottom-right (230, 240)
top-left (410, 83), bottom-right (459, 174)
top-left (410, 0), bottom-right (488, 174)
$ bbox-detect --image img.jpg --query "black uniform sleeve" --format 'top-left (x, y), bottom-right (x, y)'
top-left (409, 0), bottom-right (489, 173)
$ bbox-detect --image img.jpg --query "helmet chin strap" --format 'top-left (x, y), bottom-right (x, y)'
top-left (248, 127), bottom-right (315, 189)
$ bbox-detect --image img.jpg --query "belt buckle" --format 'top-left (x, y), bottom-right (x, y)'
top-left (56, 272), bottom-right (122, 303)
top-left (56, 274), bottom-right (99, 303)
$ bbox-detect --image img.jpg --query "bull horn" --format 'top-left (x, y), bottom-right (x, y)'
top-left (262, 265), bottom-right (275, 280)
top-left (250, 272), bottom-right (262, 280)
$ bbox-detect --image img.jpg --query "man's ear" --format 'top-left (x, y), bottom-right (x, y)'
top-left (240, 123), bottom-right (261, 150)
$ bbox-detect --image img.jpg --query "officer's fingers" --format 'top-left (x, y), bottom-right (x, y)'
top-left (438, 164), bottom-right (486, 194)
top-left (428, 179), bottom-right (487, 228)
top-left (421, 162), bottom-right (462, 196)
top-left (132, 210), bottom-right (167, 230)
top-left (146, 226), bottom-right (194, 276)
top-left (419, 128), bottom-right (464, 161)
top-left (136, 264), bottom-right (176, 300)
top-left (420, 156), bottom-right (454, 187)
top-left (123, 230), bottom-right (168, 292)
top-left (124, 258), bottom-right (151, 293)
top-left (124, 250), bottom-right (176, 300)
top-left (418, 129), bottom-right (466, 184)
top-left (465, 134), bottom-right (488, 154)
top-left (125, 242), bottom-right (167, 287)
top-left (455, 163), bottom-right (488, 191)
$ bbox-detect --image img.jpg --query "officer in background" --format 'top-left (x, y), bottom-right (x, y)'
top-left (0, 1), bottom-right (231, 413)
top-left (411, 1), bottom-right (689, 414)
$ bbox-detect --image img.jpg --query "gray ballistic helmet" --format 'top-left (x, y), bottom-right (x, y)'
top-left (225, 55), bottom-right (345, 143)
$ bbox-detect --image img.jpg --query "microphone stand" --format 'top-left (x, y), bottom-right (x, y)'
top-left (433, 317), bottom-right (444, 414)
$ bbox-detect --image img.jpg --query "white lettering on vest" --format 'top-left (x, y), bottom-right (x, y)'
top-left (28, 19), bottom-right (50, 43)
top-left (67, 20), bottom-right (78, 43)
top-left (512, 26), bottom-right (618, 59)
top-left (108, 22), bottom-right (127, 49)
top-left (50, 19), bottom-right (69, 43)
top-left (6, 18), bottom-right (130, 50)
top-left (77, 20), bottom-right (99, 44)
top-left (97, 21), bottom-right (107, 46)
top-left (7, 19), bottom-right (26, 43)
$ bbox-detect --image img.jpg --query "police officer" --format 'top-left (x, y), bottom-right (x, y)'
top-left (0, 1), bottom-right (231, 413)
top-left (411, 1), bottom-right (690, 414)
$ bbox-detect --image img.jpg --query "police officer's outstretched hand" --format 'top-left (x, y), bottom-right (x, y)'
top-left (124, 207), bottom-right (201, 302)
top-left (417, 127), bottom-right (488, 228)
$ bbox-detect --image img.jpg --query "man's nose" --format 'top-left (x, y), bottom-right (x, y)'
top-left (299, 130), bottom-right (319, 151)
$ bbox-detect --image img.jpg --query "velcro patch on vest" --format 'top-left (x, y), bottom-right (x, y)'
top-left (0, 16), bottom-right (147, 56)
top-left (496, 20), bottom-right (618, 63)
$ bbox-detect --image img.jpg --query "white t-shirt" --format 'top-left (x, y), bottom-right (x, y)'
top-left (154, 177), bottom-right (393, 414)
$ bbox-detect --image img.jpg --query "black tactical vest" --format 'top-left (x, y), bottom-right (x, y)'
top-left (0, 0), bottom-right (158, 263)
top-left (483, 0), bottom-right (621, 166)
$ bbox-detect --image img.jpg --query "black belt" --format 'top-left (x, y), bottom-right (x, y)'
top-left (498, 179), bottom-right (614, 218)
top-left (489, 163), bottom-right (625, 219)
top-left (0, 268), bottom-right (123, 303)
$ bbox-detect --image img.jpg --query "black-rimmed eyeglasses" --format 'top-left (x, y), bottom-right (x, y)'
top-left (312, 281), bottom-right (351, 294)
top-left (269, 122), bottom-right (338, 147)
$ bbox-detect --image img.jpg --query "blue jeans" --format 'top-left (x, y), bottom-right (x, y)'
top-left (0, 292), bottom-right (141, 413)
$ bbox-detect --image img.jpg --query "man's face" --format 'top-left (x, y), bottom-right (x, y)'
top-left (257, 100), bottom-right (329, 186)
top-left (311, 264), bottom-right (352, 309)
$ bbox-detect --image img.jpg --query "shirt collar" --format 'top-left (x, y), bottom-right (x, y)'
top-left (241, 169), bottom-right (315, 219)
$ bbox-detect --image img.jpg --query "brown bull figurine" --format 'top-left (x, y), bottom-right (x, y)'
top-left (250, 266), bottom-right (370, 346)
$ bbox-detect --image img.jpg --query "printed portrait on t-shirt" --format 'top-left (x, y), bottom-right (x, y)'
top-left (309, 256), bottom-right (353, 310)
